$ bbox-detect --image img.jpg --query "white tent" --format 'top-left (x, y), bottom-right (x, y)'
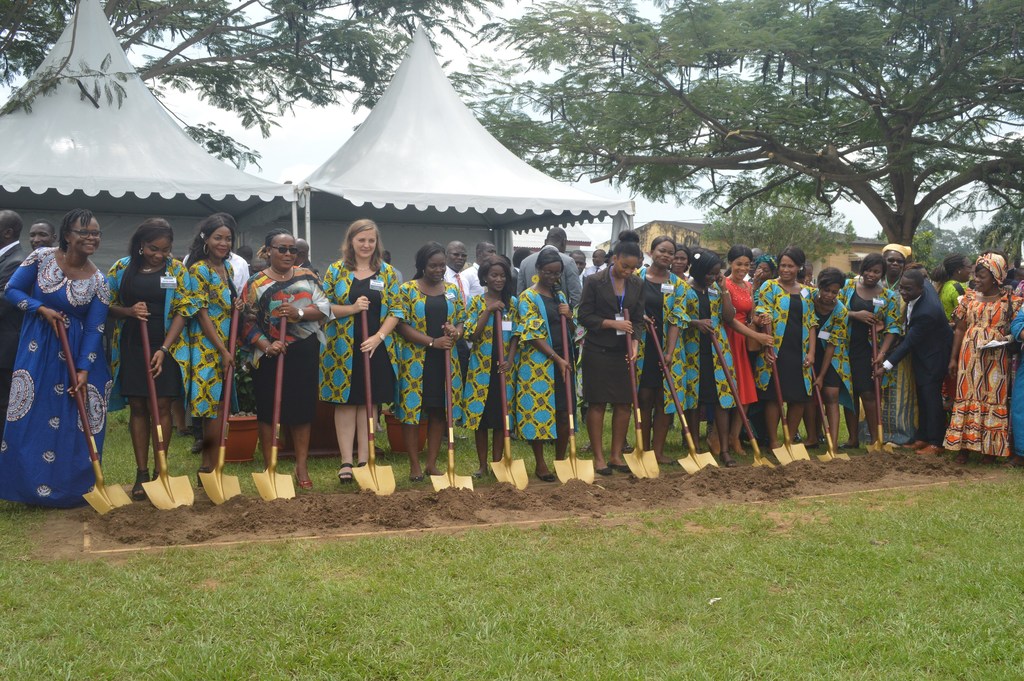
top-left (299, 27), bottom-right (632, 267)
top-left (0, 0), bottom-right (295, 265)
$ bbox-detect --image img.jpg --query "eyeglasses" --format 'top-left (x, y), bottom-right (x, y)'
top-left (71, 229), bottom-right (102, 239)
top-left (885, 258), bottom-right (905, 265)
top-left (273, 246), bottom-right (299, 254)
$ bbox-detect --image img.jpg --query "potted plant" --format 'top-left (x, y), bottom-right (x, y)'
top-left (384, 407), bottom-right (427, 454)
top-left (224, 349), bottom-right (259, 462)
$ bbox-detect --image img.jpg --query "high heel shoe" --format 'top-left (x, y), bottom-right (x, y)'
top-left (131, 469), bottom-right (149, 501)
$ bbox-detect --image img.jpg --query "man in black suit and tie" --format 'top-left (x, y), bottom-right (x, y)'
top-left (874, 268), bottom-right (953, 454)
top-left (0, 210), bottom-right (26, 438)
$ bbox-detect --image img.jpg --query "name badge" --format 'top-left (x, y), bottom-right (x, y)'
top-left (872, 297), bottom-right (884, 307)
top-left (800, 288), bottom-right (809, 298)
top-left (615, 313), bottom-right (625, 335)
top-left (501, 320), bottom-right (513, 332)
top-left (159, 276), bottom-right (176, 289)
top-left (709, 288), bottom-right (719, 298)
top-left (445, 290), bottom-right (455, 300)
top-left (660, 283), bottom-right (674, 294)
top-left (818, 330), bottom-right (831, 341)
top-left (369, 278), bottom-right (385, 292)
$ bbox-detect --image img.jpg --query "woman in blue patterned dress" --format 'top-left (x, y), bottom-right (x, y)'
top-left (395, 243), bottom-right (466, 481)
top-left (463, 257), bottom-right (518, 477)
top-left (319, 219), bottom-right (401, 484)
top-left (514, 248), bottom-right (573, 482)
top-left (0, 209), bottom-right (112, 508)
top-left (182, 213), bottom-right (237, 478)
top-left (107, 218), bottom-right (190, 500)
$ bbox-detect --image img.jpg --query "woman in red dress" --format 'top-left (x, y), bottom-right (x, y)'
top-left (723, 245), bottom-right (774, 456)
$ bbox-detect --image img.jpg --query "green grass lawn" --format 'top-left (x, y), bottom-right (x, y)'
top-left (2, 424), bottom-right (1024, 677)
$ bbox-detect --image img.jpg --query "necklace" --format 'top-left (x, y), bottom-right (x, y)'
top-left (264, 268), bottom-right (294, 282)
top-left (140, 265), bottom-right (160, 273)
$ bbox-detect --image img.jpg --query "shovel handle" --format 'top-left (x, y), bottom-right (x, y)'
top-left (270, 316), bottom-right (287, 450)
top-left (217, 306), bottom-right (240, 448)
top-left (138, 320), bottom-right (166, 457)
top-left (54, 321), bottom-right (99, 464)
top-left (623, 309), bottom-right (643, 424)
top-left (359, 310), bottom-right (377, 456)
top-left (870, 324), bottom-right (884, 427)
top-left (644, 318), bottom-right (695, 439)
top-left (558, 312), bottom-right (576, 437)
top-left (710, 331), bottom-right (758, 443)
top-left (494, 310), bottom-right (511, 439)
top-left (444, 346), bottom-right (455, 435)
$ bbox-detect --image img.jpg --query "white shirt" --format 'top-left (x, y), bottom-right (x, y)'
top-left (463, 262), bottom-right (485, 298)
top-left (227, 251), bottom-right (250, 293)
top-left (444, 266), bottom-right (469, 305)
top-left (883, 294), bottom-right (921, 371)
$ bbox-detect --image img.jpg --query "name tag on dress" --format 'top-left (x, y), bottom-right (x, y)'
top-left (445, 290), bottom-right (455, 300)
top-left (615, 313), bottom-right (625, 335)
top-left (159, 276), bottom-right (176, 289)
top-left (660, 283), bottom-right (674, 294)
top-left (501, 320), bottom-right (513, 332)
top-left (369, 278), bottom-right (385, 292)
top-left (800, 288), bottom-right (809, 298)
top-left (872, 296), bottom-right (884, 307)
top-left (818, 330), bottom-right (831, 341)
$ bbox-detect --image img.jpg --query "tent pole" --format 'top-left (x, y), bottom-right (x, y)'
top-left (304, 190), bottom-right (312, 257)
top-left (291, 199), bottom-right (298, 239)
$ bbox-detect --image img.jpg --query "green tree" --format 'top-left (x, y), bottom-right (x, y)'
top-left (473, 0), bottom-right (1024, 245)
top-left (0, 0), bottom-right (493, 164)
top-left (977, 206), bottom-right (1024, 261)
top-left (703, 201), bottom-right (854, 264)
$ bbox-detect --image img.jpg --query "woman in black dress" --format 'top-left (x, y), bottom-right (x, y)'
top-left (240, 230), bottom-right (329, 489)
top-left (578, 230), bottom-right (645, 474)
top-left (107, 219), bottom-right (188, 500)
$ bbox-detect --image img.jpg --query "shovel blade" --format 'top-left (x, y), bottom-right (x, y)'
top-left (490, 457), bottom-right (529, 490)
top-left (83, 483), bottom-right (132, 515)
top-left (694, 452), bottom-right (719, 469)
top-left (624, 449), bottom-right (660, 479)
top-left (353, 462), bottom-right (397, 496)
top-left (788, 442), bottom-right (811, 461)
top-left (832, 451), bottom-right (851, 460)
top-left (750, 442), bottom-right (775, 468)
top-left (816, 452), bottom-right (835, 462)
top-left (200, 470), bottom-right (241, 505)
top-left (554, 457), bottom-right (594, 484)
top-left (677, 454), bottom-right (701, 475)
top-left (142, 474), bottom-right (194, 509)
top-left (772, 444), bottom-right (795, 465)
top-left (252, 470), bottom-right (295, 501)
top-left (431, 471), bottom-right (474, 491)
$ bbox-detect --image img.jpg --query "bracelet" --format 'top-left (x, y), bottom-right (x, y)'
top-left (428, 338), bottom-right (434, 348)
top-left (378, 332), bottom-right (386, 342)
top-left (159, 345), bottom-right (170, 354)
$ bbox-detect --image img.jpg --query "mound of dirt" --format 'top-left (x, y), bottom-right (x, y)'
top-left (62, 452), bottom-right (980, 553)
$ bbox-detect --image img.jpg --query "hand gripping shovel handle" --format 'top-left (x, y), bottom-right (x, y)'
top-left (495, 310), bottom-right (511, 439)
top-left (217, 307), bottom-right (241, 448)
top-left (622, 309), bottom-right (642, 416)
top-left (558, 313), bottom-right (575, 432)
top-left (55, 321), bottom-right (98, 463)
top-left (870, 324), bottom-right (884, 426)
top-left (271, 316), bottom-right (287, 451)
top-left (138, 320), bottom-right (165, 456)
top-left (710, 332), bottom-right (754, 442)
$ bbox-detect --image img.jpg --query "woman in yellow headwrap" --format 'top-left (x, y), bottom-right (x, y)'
top-left (945, 253), bottom-right (1022, 462)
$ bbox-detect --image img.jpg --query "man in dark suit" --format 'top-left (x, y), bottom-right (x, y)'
top-left (874, 268), bottom-right (953, 454)
top-left (0, 210), bottom-right (26, 438)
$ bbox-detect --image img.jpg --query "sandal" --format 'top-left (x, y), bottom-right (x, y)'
top-left (337, 463), bottom-right (354, 484)
top-left (297, 478), bottom-right (313, 490)
top-left (131, 470), bottom-right (149, 501)
top-left (196, 467), bottom-right (213, 487)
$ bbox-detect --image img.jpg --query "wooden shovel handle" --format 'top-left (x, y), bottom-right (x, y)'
top-left (494, 310), bottom-right (511, 439)
top-left (270, 316), bottom-right (286, 449)
top-left (138, 320), bottom-right (165, 456)
top-left (54, 321), bottom-right (99, 463)
top-left (644, 318), bottom-right (694, 438)
top-left (217, 307), bottom-right (240, 448)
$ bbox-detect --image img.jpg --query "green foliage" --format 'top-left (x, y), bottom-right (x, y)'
top-left (472, 0), bottom-right (1024, 245)
top-left (1, 0), bottom-right (495, 164)
top-left (977, 206), bottom-right (1024, 261)
top-left (704, 201), bottom-right (854, 263)
top-left (233, 345), bottom-right (256, 415)
top-left (913, 226), bottom-right (978, 269)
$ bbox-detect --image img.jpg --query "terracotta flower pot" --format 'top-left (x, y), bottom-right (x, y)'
top-left (224, 414), bottom-right (258, 462)
top-left (384, 411), bottom-right (427, 454)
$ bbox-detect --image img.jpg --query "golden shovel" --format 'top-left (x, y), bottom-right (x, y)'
top-left (766, 348), bottom-right (800, 465)
top-left (711, 333), bottom-right (774, 467)
top-left (55, 322), bottom-right (133, 514)
top-left (488, 310), bottom-right (528, 489)
top-left (252, 317), bottom-right (296, 501)
top-left (813, 383), bottom-right (850, 462)
top-left (553, 313), bottom-right (594, 483)
top-left (431, 351), bottom-right (474, 491)
top-left (352, 311), bottom-right (397, 494)
top-left (138, 321), bottom-right (193, 508)
top-left (622, 310), bottom-right (659, 478)
top-left (867, 325), bottom-right (896, 454)
top-left (200, 307), bottom-right (242, 505)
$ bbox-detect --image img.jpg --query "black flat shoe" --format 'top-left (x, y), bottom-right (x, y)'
top-left (719, 453), bottom-right (738, 468)
top-left (536, 473), bottom-right (557, 482)
top-left (595, 467), bottom-right (613, 476)
top-left (409, 474), bottom-right (425, 482)
top-left (196, 467), bottom-right (213, 487)
top-left (131, 470), bottom-right (149, 501)
top-left (610, 463), bottom-right (631, 473)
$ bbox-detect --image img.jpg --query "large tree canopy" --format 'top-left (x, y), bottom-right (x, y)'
top-left (473, 0), bottom-right (1024, 244)
top-left (0, 0), bottom-right (493, 165)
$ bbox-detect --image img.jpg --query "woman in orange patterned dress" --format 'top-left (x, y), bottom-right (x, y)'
top-left (944, 253), bottom-right (1022, 463)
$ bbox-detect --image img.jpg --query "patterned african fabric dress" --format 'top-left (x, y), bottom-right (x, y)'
top-left (319, 261), bottom-right (402, 405)
top-left (876, 296), bottom-right (918, 445)
top-left (240, 267), bottom-right (330, 426)
top-left (0, 248), bottom-right (112, 508)
top-left (182, 259), bottom-right (235, 419)
top-left (723, 276), bottom-right (758, 405)
top-left (754, 280), bottom-right (814, 401)
top-left (462, 294), bottom-right (517, 431)
top-left (107, 257), bottom-right (190, 410)
top-left (814, 297), bottom-right (854, 410)
top-left (1009, 307), bottom-right (1024, 457)
top-left (514, 289), bottom-right (570, 440)
top-left (944, 289), bottom-right (1023, 457)
top-left (394, 281), bottom-right (466, 425)
top-left (839, 278), bottom-right (902, 393)
top-left (679, 282), bottom-right (736, 409)
top-left (635, 267), bottom-right (688, 413)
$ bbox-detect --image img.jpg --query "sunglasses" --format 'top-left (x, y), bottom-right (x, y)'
top-left (71, 229), bottom-right (102, 239)
top-left (885, 257), bottom-right (905, 265)
top-left (273, 246), bottom-right (299, 254)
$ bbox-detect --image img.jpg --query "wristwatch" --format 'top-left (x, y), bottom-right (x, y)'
top-left (297, 308), bottom-right (305, 319)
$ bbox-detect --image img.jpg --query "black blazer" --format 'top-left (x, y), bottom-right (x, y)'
top-left (885, 283), bottom-right (952, 384)
top-left (0, 242), bottom-right (25, 368)
top-left (578, 267), bottom-right (643, 350)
